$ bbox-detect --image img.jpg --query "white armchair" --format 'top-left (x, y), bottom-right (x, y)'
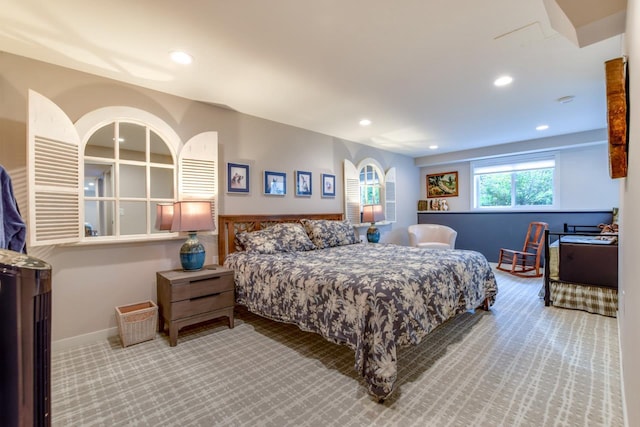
top-left (408, 224), bottom-right (457, 249)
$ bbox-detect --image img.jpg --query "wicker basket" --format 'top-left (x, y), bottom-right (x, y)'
top-left (115, 300), bottom-right (158, 347)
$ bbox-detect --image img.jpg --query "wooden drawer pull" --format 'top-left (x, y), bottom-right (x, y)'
top-left (191, 292), bottom-right (221, 301)
top-left (191, 276), bottom-right (220, 284)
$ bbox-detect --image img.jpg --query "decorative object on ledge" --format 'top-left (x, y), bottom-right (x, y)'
top-left (427, 171), bottom-right (458, 198)
top-left (417, 199), bottom-right (449, 211)
top-left (171, 201), bottom-right (216, 271)
top-left (264, 170), bottom-right (286, 196)
top-left (295, 170), bottom-right (312, 197)
top-left (321, 173), bottom-right (336, 198)
top-left (605, 57), bottom-right (628, 179)
top-left (227, 162), bottom-right (250, 193)
top-left (362, 204), bottom-right (384, 243)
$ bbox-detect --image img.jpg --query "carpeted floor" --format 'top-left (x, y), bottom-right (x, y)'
top-left (51, 268), bottom-right (623, 426)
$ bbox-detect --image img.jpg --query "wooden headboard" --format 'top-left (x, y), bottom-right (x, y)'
top-left (217, 213), bottom-right (343, 263)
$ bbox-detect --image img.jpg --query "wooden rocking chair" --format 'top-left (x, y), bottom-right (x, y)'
top-left (497, 221), bottom-right (548, 277)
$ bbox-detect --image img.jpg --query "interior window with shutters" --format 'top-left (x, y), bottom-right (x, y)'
top-left (28, 90), bottom-right (218, 247)
top-left (83, 121), bottom-right (175, 238)
top-left (343, 159), bottom-right (396, 225)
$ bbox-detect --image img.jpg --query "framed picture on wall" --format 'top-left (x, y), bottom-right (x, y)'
top-left (227, 162), bottom-right (250, 193)
top-left (264, 171), bottom-right (286, 196)
top-left (295, 170), bottom-right (312, 197)
top-left (427, 171), bottom-right (458, 198)
top-left (321, 173), bottom-right (336, 198)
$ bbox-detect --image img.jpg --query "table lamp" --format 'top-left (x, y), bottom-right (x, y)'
top-left (362, 204), bottom-right (384, 243)
top-left (155, 203), bottom-right (174, 231)
top-left (170, 201), bottom-right (216, 271)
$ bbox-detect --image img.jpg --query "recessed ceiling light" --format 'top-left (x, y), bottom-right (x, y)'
top-left (429, 145), bottom-right (438, 150)
top-left (170, 51), bottom-right (193, 65)
top-left (536, 125), bottom-right (549, 131)
top-left (557, 95), bottom-right (575, 104)
top-left (359, 119), bottom-right (372, 126)
top-left (494, 75), bottom-right (513, 87)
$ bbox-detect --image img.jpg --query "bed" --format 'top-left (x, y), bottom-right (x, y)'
top-left (543, 227), bottom-right (618, 317)
top-left (218, 214), bottom-right (498, 400)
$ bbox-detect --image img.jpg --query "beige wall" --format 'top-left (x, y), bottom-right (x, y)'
top-left (0, 52), bottom-right (419, 345)
top-left (620, 1), bottom-right (640, 425)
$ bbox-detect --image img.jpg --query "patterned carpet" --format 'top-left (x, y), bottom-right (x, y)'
top-left (51, 268), bottom-right (623, 426)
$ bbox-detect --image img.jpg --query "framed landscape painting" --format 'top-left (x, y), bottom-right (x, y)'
top-left (426, 171), bottom-right (458, 198)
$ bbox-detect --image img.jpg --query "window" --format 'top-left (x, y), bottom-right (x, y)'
top-left (343, 158), bottom-right (396, 225)
top-left (359, 164), bottom-right (382, 206)
top-left (472, 154), bottom-right (557, 209)
top-left (83, 121), bottom-right (175, 238)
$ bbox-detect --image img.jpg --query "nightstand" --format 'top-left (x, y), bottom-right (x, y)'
top-left (156, 265), bottom-right (235, 346)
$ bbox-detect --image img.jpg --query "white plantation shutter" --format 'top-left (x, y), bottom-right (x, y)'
top-left (179, 132), bottom-right (218, 230)
top-left (343, 160), bottom-right (360, 224)
top-left (385, 167), bottom-right (396, 223)
top-left (28, 90), bottom-right (81, 246)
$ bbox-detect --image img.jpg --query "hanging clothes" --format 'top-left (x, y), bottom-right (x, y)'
top-left (0, 165), bottom-right (27, 253)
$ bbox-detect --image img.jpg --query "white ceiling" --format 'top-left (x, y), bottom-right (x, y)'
top-left (0, 0), bottom-right (624, 158)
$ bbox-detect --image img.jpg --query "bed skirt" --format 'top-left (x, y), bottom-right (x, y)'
top-left (549, 282), bottom-right (618, 317)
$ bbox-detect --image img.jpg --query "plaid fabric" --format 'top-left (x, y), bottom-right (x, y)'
top-left (550, 282), bottom-right (618, 317)
top-left (546, 241), bottom-right (618, 317)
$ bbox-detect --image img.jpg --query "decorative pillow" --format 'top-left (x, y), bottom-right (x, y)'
top-left (235, 223), bottom-right (315, 253)
top-left (301, 219), bottom-right (358, 249)
top-left (233, 235), bottom-right (245, 251)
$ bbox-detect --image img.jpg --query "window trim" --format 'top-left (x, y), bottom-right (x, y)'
top-left (470, 152), bottom-right (559, 211)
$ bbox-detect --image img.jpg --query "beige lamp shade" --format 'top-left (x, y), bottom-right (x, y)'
top-left (362, 204), bottom-right (384, 224)
top-left (155, 203), bottom-right (175, 230)
top-left (170, 201), bottom-right (216, 232)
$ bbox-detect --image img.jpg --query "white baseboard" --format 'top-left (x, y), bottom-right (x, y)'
top-left (52, 327), bottom-right (118, 352)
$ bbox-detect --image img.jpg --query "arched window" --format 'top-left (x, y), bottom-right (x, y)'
top-left (83, 121), bottom-right (175, 238)
top-left (343, 158), bottom-right (396, 225)
top-left (359, 164), bottom-right (382, 206)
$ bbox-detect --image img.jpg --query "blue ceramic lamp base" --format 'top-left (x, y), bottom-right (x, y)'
top-left (366, 225), bottom-right (380, 243)
top-left (180, 232), bottom-right (206, 271)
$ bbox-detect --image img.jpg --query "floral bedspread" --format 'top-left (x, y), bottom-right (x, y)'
top-left (224, 243), bottom-right (498, 400)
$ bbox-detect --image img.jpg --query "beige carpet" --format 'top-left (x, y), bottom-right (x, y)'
top-left (51, 268), bottom-right (623, 426)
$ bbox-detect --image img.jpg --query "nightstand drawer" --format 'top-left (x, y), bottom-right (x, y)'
top-left (170, 290), bottom-right (234, 320)
top-left (171, 274), bottom-right (234, 302)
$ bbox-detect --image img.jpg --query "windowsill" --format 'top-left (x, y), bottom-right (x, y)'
top-left (353, 220), bottom-right (392, 228)
top-left (418, 209), bottom-right (614, 214)
top-left (63, 232), bottom-right (218, 246)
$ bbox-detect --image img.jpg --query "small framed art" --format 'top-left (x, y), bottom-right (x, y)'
top-left (295, 170), bottom-right (312, 197)
top-left (227, 162), bottom-right (250, 193)
top-left (426, 171), bottom-right (458, 198)
top-left (264, 171), bottom-right (286, 196)
top-left (321, 173), bottom-right (336, 198)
